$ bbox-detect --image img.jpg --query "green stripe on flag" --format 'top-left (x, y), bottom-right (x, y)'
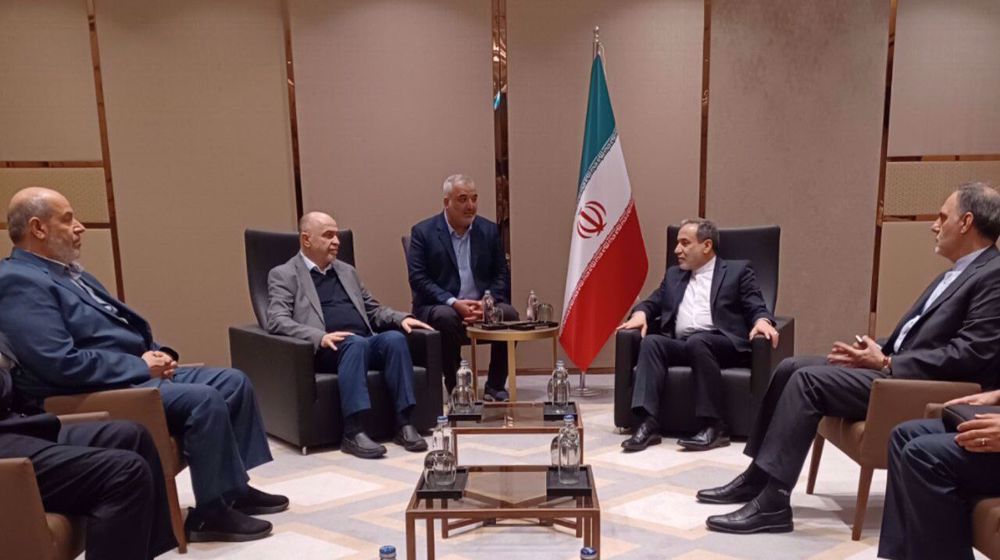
top-left (577, 54), bottom-right (616, 197)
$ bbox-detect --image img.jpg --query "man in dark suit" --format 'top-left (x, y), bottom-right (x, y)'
top-left (699, 182), bottom-right (1000, 535)
top-left (0, 187), bottom-right (288, 543)
top-left (406, 174), bottom-right (519, 401)
top-left (617, 219), bottom-right (778, 452)
top-left (0, 334), bottom-right (176, 559)
top-left (878, 387), bottom-right (1000, 560)
top-left (266, 211), bottom-right (432, 459)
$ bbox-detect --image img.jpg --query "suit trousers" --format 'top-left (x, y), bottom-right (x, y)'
top-left (0, 420), bottom-right (176, 560)
top-left (630, 332), bottom-right (749, 422)
top-left (137, 366), bottom-right (272, 507)
top-left (878, 419), bottom-right (1000, 560)
top-left (419, 303), bottom-right (519, 391)
top-left (743, 356), bottom-right (884, 486)
top-left (314, 330), bottom-right (417, 421)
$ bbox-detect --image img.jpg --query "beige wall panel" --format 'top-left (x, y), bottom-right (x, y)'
top-left (507, 0), bottom-right (703, 370)
top-left (706, 0), bottom-right (888, 354)
top-left (875, 222), bottom-right (950, 337)
top-left (98, 0), bottom-right (296, 364)
top-left (889, 0), bottom-right (1000, 156)
top-left (0, 168), bottom-right (109, 223)
top-left (884, 161), bottom-right (1000, 216)
top-left (291, 0), bottom-right (495, 311)
top-left (0, 0), bottom-right (101, 161)
top-left (0, 228), bottom-right (117, 292)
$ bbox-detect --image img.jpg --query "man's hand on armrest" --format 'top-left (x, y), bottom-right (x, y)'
top-left (617, 311), bottom-right (648, 338)
top-left (401, 317), bottom-right (434, 333)
top-left (945, 389), bottom-right (1000, 407)
top-left (749, 318), bottom-right (779, 349)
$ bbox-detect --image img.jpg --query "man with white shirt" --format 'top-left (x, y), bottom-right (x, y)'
top-left (266, 212), bottom-right (433, 459)
top-left (699, 183), bottom-right (1000, 535)
top-left (618, 219), bottom-right (778, 452)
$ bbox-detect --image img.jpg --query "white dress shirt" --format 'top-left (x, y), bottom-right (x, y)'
top-left (675, 257), bottom-right (717, 338)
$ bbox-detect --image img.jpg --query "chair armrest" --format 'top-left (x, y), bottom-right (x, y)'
top-left (44, 387), bottom-right (181, 475)
top-left (56, 411), bottom-right (111, 426)
top-left (925, 403), bottom-right (945, 419)
top-left (859, 378), bottom-right (981, 465)
top-left (229, 324), bottom-right (318, 443)
top-left (406, 329), bottom-right (442, 414)
top-left (750, 316), bottom-right (795, 400)
top-left (614, 328), bottom-right (643, 428)
top-left (0, 458), bottom-right (53, 557)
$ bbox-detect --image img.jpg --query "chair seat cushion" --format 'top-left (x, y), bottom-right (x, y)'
top-left (45, 513), bottom-right (84, 560)
top-left (974, 497), bottom-right (1000, 559)
top-left (817, 417), bottom-right (867, 464)
top-left (314, 366), bottom-right (430, 443)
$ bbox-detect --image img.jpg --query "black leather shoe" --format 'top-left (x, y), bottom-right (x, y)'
top-left (696, 472), bottom-right (764, 504)
top-left (621, 419), bottom-right (662, 452)
top-left (705, 499), bottom-right (793, 534)
top-left (394, 424), bottom-right (428, 452)
top-left (232, 486), bottom-right (289, 515)
top-left (678, 423), bottom-right (731, 451)
top-left (341, 432), bottom-right (387, 459)
top-left (185, 506), bottom-right (273, 543)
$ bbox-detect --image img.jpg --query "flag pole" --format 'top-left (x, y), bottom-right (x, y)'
top-left (572, 25), bottom-right (604, 399)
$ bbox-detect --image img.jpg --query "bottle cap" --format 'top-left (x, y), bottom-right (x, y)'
top-left (580, 547), bottom-right (597, 557)
top-left (380, 545), bottom-right (397, 554)
top-left (563, 414), bottom-right (575, 422)
top-left (437, 415), bottom-right (448, 423)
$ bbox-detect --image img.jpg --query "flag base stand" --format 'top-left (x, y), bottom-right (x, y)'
top-left (571, 370), bottom-right (600, 397)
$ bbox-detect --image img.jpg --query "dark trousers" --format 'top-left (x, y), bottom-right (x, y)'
top-left (314, 330), bottom-right (417, 422)
top-left (137, 366), bottom-right (272, 507)
top-left (743, 356), bottom-right (883, 486)
top-left (630, 332), bottom-right (748, 422)
top-left (418, 303), bottom-right (519, 391)
top-left (0, 420), bottom-right (176, 560)
top-left (878, 419), bottom-right (1000, 560)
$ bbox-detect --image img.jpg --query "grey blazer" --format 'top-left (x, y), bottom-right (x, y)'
top-left (266, 255), bottom-right (409, 350)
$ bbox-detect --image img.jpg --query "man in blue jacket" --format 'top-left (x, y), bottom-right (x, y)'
top-left (406, 174), bottom-right (518, 401)
top-left (0, 187), bottom-right (288, 543)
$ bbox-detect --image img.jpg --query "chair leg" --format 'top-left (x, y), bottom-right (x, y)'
top-left (805, 435), bottom-right (825, 495)
top-left (166, 473), bottom-right (188, 553)
top-left (852, 466), bottom-right (874, 541)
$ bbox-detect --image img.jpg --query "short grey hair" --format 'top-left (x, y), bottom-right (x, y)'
top-left (7, 193), bottom-right (54, 243)
top-left (956, 182), bottom-right (1000, 242)
top-left (443, 174), bottom-right (475, 197)
top-left (679, 218), bottom-right (720, 251)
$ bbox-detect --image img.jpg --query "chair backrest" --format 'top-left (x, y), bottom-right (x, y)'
top-left (243, 228), bottom-right (355, 329)
top-left (666, 225), bottom-right (780, 313)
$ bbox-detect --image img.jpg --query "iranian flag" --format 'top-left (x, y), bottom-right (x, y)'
top-left (559, 50), bottom-right (648, 372)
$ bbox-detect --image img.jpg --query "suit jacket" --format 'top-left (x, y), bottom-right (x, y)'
top-left (883, 245), bottom-right (1000, 388)
top-left (0, 248), bottom-right (169, 400)
top-left (633, 258), bottom-right (774, 353)
top-left (266, 255), bottom-right (409, 351)
top-left (406, 213), bottom-right (510, 316)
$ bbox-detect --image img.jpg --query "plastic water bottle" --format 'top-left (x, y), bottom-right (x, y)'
top-left (547, 360), bottom-right (571, 413)
top-left (450, 359), bottom-right (475, 414)
top-left (379, 545), bottom-right (397, 559)
top-left (580, 547), bottom-right (597, 560)
top-left (550, 414), bottom-right (576, 466)
top-left (423, 416), bottom-right (456, 487)
top-left (482, 290), bottom-right (496, 325)
top-left (558, 414), bottom-right (580, 484)
top-left (526, 289), bottom-right (539, 322)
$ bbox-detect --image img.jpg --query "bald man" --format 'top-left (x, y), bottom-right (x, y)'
top-left (266, 212), bottom-right (432, 459)
top-left (0, 187), bottom-right (288, 543)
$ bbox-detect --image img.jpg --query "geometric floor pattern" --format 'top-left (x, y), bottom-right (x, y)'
top-left (158, 374), bottom-right (983, 560)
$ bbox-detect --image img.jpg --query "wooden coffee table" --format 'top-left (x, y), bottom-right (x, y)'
top-left (448, 401), bottom-right (585, 463)
top-left (405, 464), bottom-right (600, 559)
top-left (465, 324), bottom-right (559, 401)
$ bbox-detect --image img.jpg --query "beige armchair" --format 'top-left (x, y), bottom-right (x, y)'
top-left (0, 412), bottom-right (108, 560)
top-left (45, 387), bottom-right (188, 554)
top-left (805, 378), bottom-right (981, 540)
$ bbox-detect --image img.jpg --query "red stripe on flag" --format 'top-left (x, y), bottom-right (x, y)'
top-left (559, 205), bottom-right (647, 371)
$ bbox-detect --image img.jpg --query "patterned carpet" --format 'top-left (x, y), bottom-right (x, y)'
top-left (157, 374), bottom-right (977, 560)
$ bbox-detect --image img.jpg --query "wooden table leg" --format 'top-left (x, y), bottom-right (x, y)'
top-left (593, 513), bottom-right (601, 557)
top-left (578, 496), bottom-right (585, 539)
top-left (441, 499), bottom-right (449, 539)
top-left (470, 335), bottom-right (479, 398)
top-left (406, 512), bottom-right (416, 560)
top-left (426, 499), bottom-right (435, 559)
top-left (507, 340), bottom-right (517, 401)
